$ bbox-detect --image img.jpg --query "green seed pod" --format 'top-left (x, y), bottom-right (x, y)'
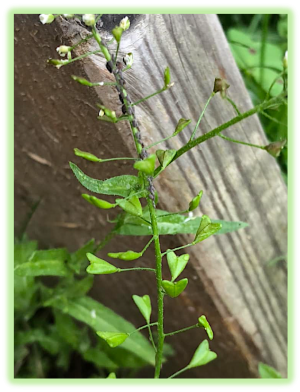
top-left (193, 215), bottom-right (222, 244)
top-left (187, 339), bottom-right (217, 369)
top-left (198, 315), bottom-right (214, 340)
top-left (108, 250), bottom-right (142, 261)
top-left (188, 190), bottom-right (203, 211)
top-left (167, 251), bottom-right (189, 281)
top-left (97, 332), bottom-right (128, 348)
top-left (133, 154), bottom-right (156, 175)
top-left (265, 140), bottom-right (286, 158)
top-left (173, 118), bottom-right (191, 136)
top-left (162, 278), bottom-right (188, 298)
top-left (213, 78), bottom-right (230, 98)
top-left (82, 194), bottom-right (116, 209)
top-left (100, 45), bottom-right (111, 62)
top-left (164, 66), bottom-right (171, 88)
top-left (71, 76), bottom-right (93, 87)
top-left (156, 149), bottom-right (176, 169)
top-left (86, 253), bottom-right (119, 274)
top-left (132, 295), bottom-right (152, 323)
top-left (74, 148), bottom-right (101, 162)
top-left (112, 26), bottom-right (124, 43)
top-left (116, 196), bottom-right (142, 217)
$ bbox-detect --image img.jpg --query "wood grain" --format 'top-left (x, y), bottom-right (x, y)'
top-left (14, 14), bottom-right (287, 378)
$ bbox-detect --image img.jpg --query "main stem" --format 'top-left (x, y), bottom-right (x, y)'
top-left (147, 198), bottom-right (165, 378)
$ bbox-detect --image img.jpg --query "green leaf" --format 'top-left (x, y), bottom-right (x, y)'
top-left (133, 154), bottom-right (156, 175)
top-left (29, 248), bottom-right (69, 263)
top-left (108, 251), bottom-right (142, 261)
top-left (167, 251), bottom-right (189, 282)
top-left (116, 196), bottom-right (142, 217)
top-left (63, 275), bottom-right (94, 298)
top-left (189, 190), bottom-right (203, 211)
top-left (69, 238), bottom-right (95, 274)
top-left (46, 296), bottom-right (155, 365)
top-left (187, 339), bottom-right (217, 369)
top-left (14, 240), bottom-right (38, 265)
top-left (198, 315), bottom-right (213, 340)
top-left (74, 148), bottom-right (101, 162)
top-left (82, 194), bottom-right (116, 209)
top-left (156, 149), bottom-right (176, 169)
top-left (15, 329), bottom-right (60, 355)
top-left (97, 332), bottom-right (129, 348)
top-left (173, 118), bottom-right (191, 136)
top-left (86, 253), bottom-right (119, 274)
top-left (132, 295), bottom-right (152, 323)
top-left (83, 348), bottom-right (118, 370)
top-left (114, 208), bottom-right (248, 236)
top-left (69, 162), bottom-right (140, 197)
top-left (162, 279), bottom-right (188, 298)
top-left (15, 260), bottom-right (69, 277)
top-left (193, 215), bottom-right (222, 244)
top-left (54, 309), bottom-right (81, 349)
top-left (107, 372), bottom-right (117, 378)
top-left (258, 363), bottom-right (282, 378)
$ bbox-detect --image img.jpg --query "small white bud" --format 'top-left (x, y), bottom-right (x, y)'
top-left (82, 14), bottom-right (95, 27)
top-left (124, 53), bottom-right (133, 67)
top-left (97, 82), bottom-right (104, 86)
top-left (283, 50), bottom-right (288, 69)
top-left (63, 14), bottom-right (74, 18)
top-left (119, 16), bottom-right (130, 31)
top-left (188, 211), bottom-right (194, 219)
top-left (99, 109), bottom-right (105, 117)
top-left (167, 82), bottom-right (175, 89)
top-left (56, 45), bottom-right (71, 57)
top-left (39, 14), bottom-right (54, 25)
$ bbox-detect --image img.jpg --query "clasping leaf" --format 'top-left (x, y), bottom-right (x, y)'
top-left (132, 295), bottom-right (152, 324)
top-left (134, 154), bottom-right (156, 175)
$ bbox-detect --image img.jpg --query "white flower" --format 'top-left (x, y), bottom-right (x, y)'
top-left (82, 14), bottom-right (95, 27)
top-left (123, 53), bottom-right (133, 67)
top-left (119, 16), bottom-right (130, 31)
top-left (39, 14), bottom-right (54, 24)
top-left (99, 109), bottom-right (105, 117)
top-left (56, 45), bottom-right (71, 57)
top-left (283, 50), bottom-right (288, 69)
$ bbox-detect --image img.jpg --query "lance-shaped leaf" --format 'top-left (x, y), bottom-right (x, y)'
top-left (187, 339), bottom-right (217, 369)
top-left (198, 315), bottom-right (213, 340)
top-left (132, 295), bottom-right (152, 323)
top-left (14, 260), bottom-right (69, 277)
top-left (116, 196), bottom-right (142, 217)
top-left (97, 332), bottom-right (129, 348)
top-left (189, 190), bottom-right (203, 211)
top-left (173, 118), bottom-right (191, 136)
top-left (69, 162), bottom-right (140, 197)
top-left (193, 215), bottom-right (222, 244)
top-left (108, 250), bottom-right (142, 261)
top-left (164, 66), bottom-right (171, 87)
top-left (82, 194), bottom-right (116, 209)
top-left (162, 278), bottom-right (188, 298)
top-left (156, 149), bottom-right (177, 169)
top-left (74, 148), bottom-right (101, 162)
top-left (258, 363), bottom-right (282, 378)
top-left (167, 251), bottom-right (189, 281)
top-left (134, 154), bottom-right (156, 175)
top-left (86, 253), bottom-right (120, 274)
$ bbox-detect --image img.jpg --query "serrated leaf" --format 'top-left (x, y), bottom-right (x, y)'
top-left (198, 315), bottom-right (213, 340)
top-left (116, 196), bottom-right (142, 217)
top-left (83, 348), bottom-right (118, 370)
top-left (46, 296), bottom-right (155, 365)
top-left (187, 339), bottom-right (217, 369)
top-left (15, 260), bottom-right (69, 277)
top-left (114, 208), bottom-right (248, 236)
top-left (156, 149), bottom-right (176, 169)
top-left (132, 295), bottom-right (152, 323)
top-left (173, 118), bottom-right (191, 136)
top-left (70, 162), bottom-right (140, 197)
top-left (193, 215), bottom-right (222, 244)
top-left (108, 251), bottom-right (142, 261)
top-left (167, 251), bottom-right (189, 281)
top-left (86, 253), bottom-right (119, 275)
top-left (162, 278), bottom-right (188, 298)
top-left (97, 332), bottom-right (129, 348)
top-left (258, 363), bottom-right (282, 378)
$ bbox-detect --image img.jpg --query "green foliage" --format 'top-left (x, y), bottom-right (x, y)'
top-left (198, 315), bottom-right (214, 340)
top-left (187, 340), bottom-right (217, 369)
top-left (162, 278), bottom-right (188, 298)
top-left (167, 251), bottom-right (189, 282)
top-left (132, 295), bottom-right (152, 324)
top-left (86, 253), bottom-right (120, 274)
top-left (258, 362), bottom-right (282, 378)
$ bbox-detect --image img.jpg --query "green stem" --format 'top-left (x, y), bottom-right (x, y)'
top-left (148, 325), bottom-right (157, 352)
top-left (146, 135), bottom-right (173, 150)
top-left (153, 94), bottom-right (285, 177)
top-left (218, 133), bottom-right (266, 150)
top-left (225, 96), bottom-right (241, 115)
top-left (129, 322), bottom-right (158, 335)
top-left (260, 14), bottom-right (270, 85)
top-left (190, 92), bottom-right (215, 141)
top-left (141, 237), bottom-right (155, 254)
top-left (114, 42), bottom-right (120, 67)
top-left (100, 157), bottom-right (137, 162)
top-left (59, 49), bottom-right (102, 67)
top-left (164, 323), bottom-right (198, 337)
top-left (169, 366), bottom-right (189, 379)
top-left (119, 267), bottom-right (156, 273)
top-left (161, 243), bottom-right (193, 257)
top-left (147, 198), bottom-right (165, 378)
top-left (156, 210), bottom-right (188, 219)
top-left (266, 71), bottom-right (284, 100)
top-left (95, 14), bottom-right (103, 24)
top-left (131, 87), bottom-right (166, 107)
top-left (70, 34), bottom-right (93, 51)
top-left (260, 111), bottom-right (287, 127)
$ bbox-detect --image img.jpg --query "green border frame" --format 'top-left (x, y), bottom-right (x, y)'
top-left (9, 8), bottom-right (293, 385)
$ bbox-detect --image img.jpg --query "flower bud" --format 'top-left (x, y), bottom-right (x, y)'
top-left (189, 190), bottom-right (203, 211)
top-left (74, 148), bottom-right (101, 162)
top-left (123, 53), bottom-right (133, 67)
top-left (112, 26), bottom-right (124, 43)
top-left (47, 59), bottom-right (68, 69)
top-left (56, 45), bottom-right (71, 57)
top-left (82, 14), bottom-right (95, 27)
top-left (265, 140), bottom-right (286, 158)
top-left (82, 194), bottom-right (115, 209)
top-left (39, 14), bottom-right (55, 24)
top-left (120, 16), bottom-right (130, 31)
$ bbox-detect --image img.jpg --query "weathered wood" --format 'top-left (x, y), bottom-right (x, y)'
top-left (14, 14), bottom-right (287, 378)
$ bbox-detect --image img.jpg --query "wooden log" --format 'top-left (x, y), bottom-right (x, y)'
top-left (14, 14), bottom-right (287, 378)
